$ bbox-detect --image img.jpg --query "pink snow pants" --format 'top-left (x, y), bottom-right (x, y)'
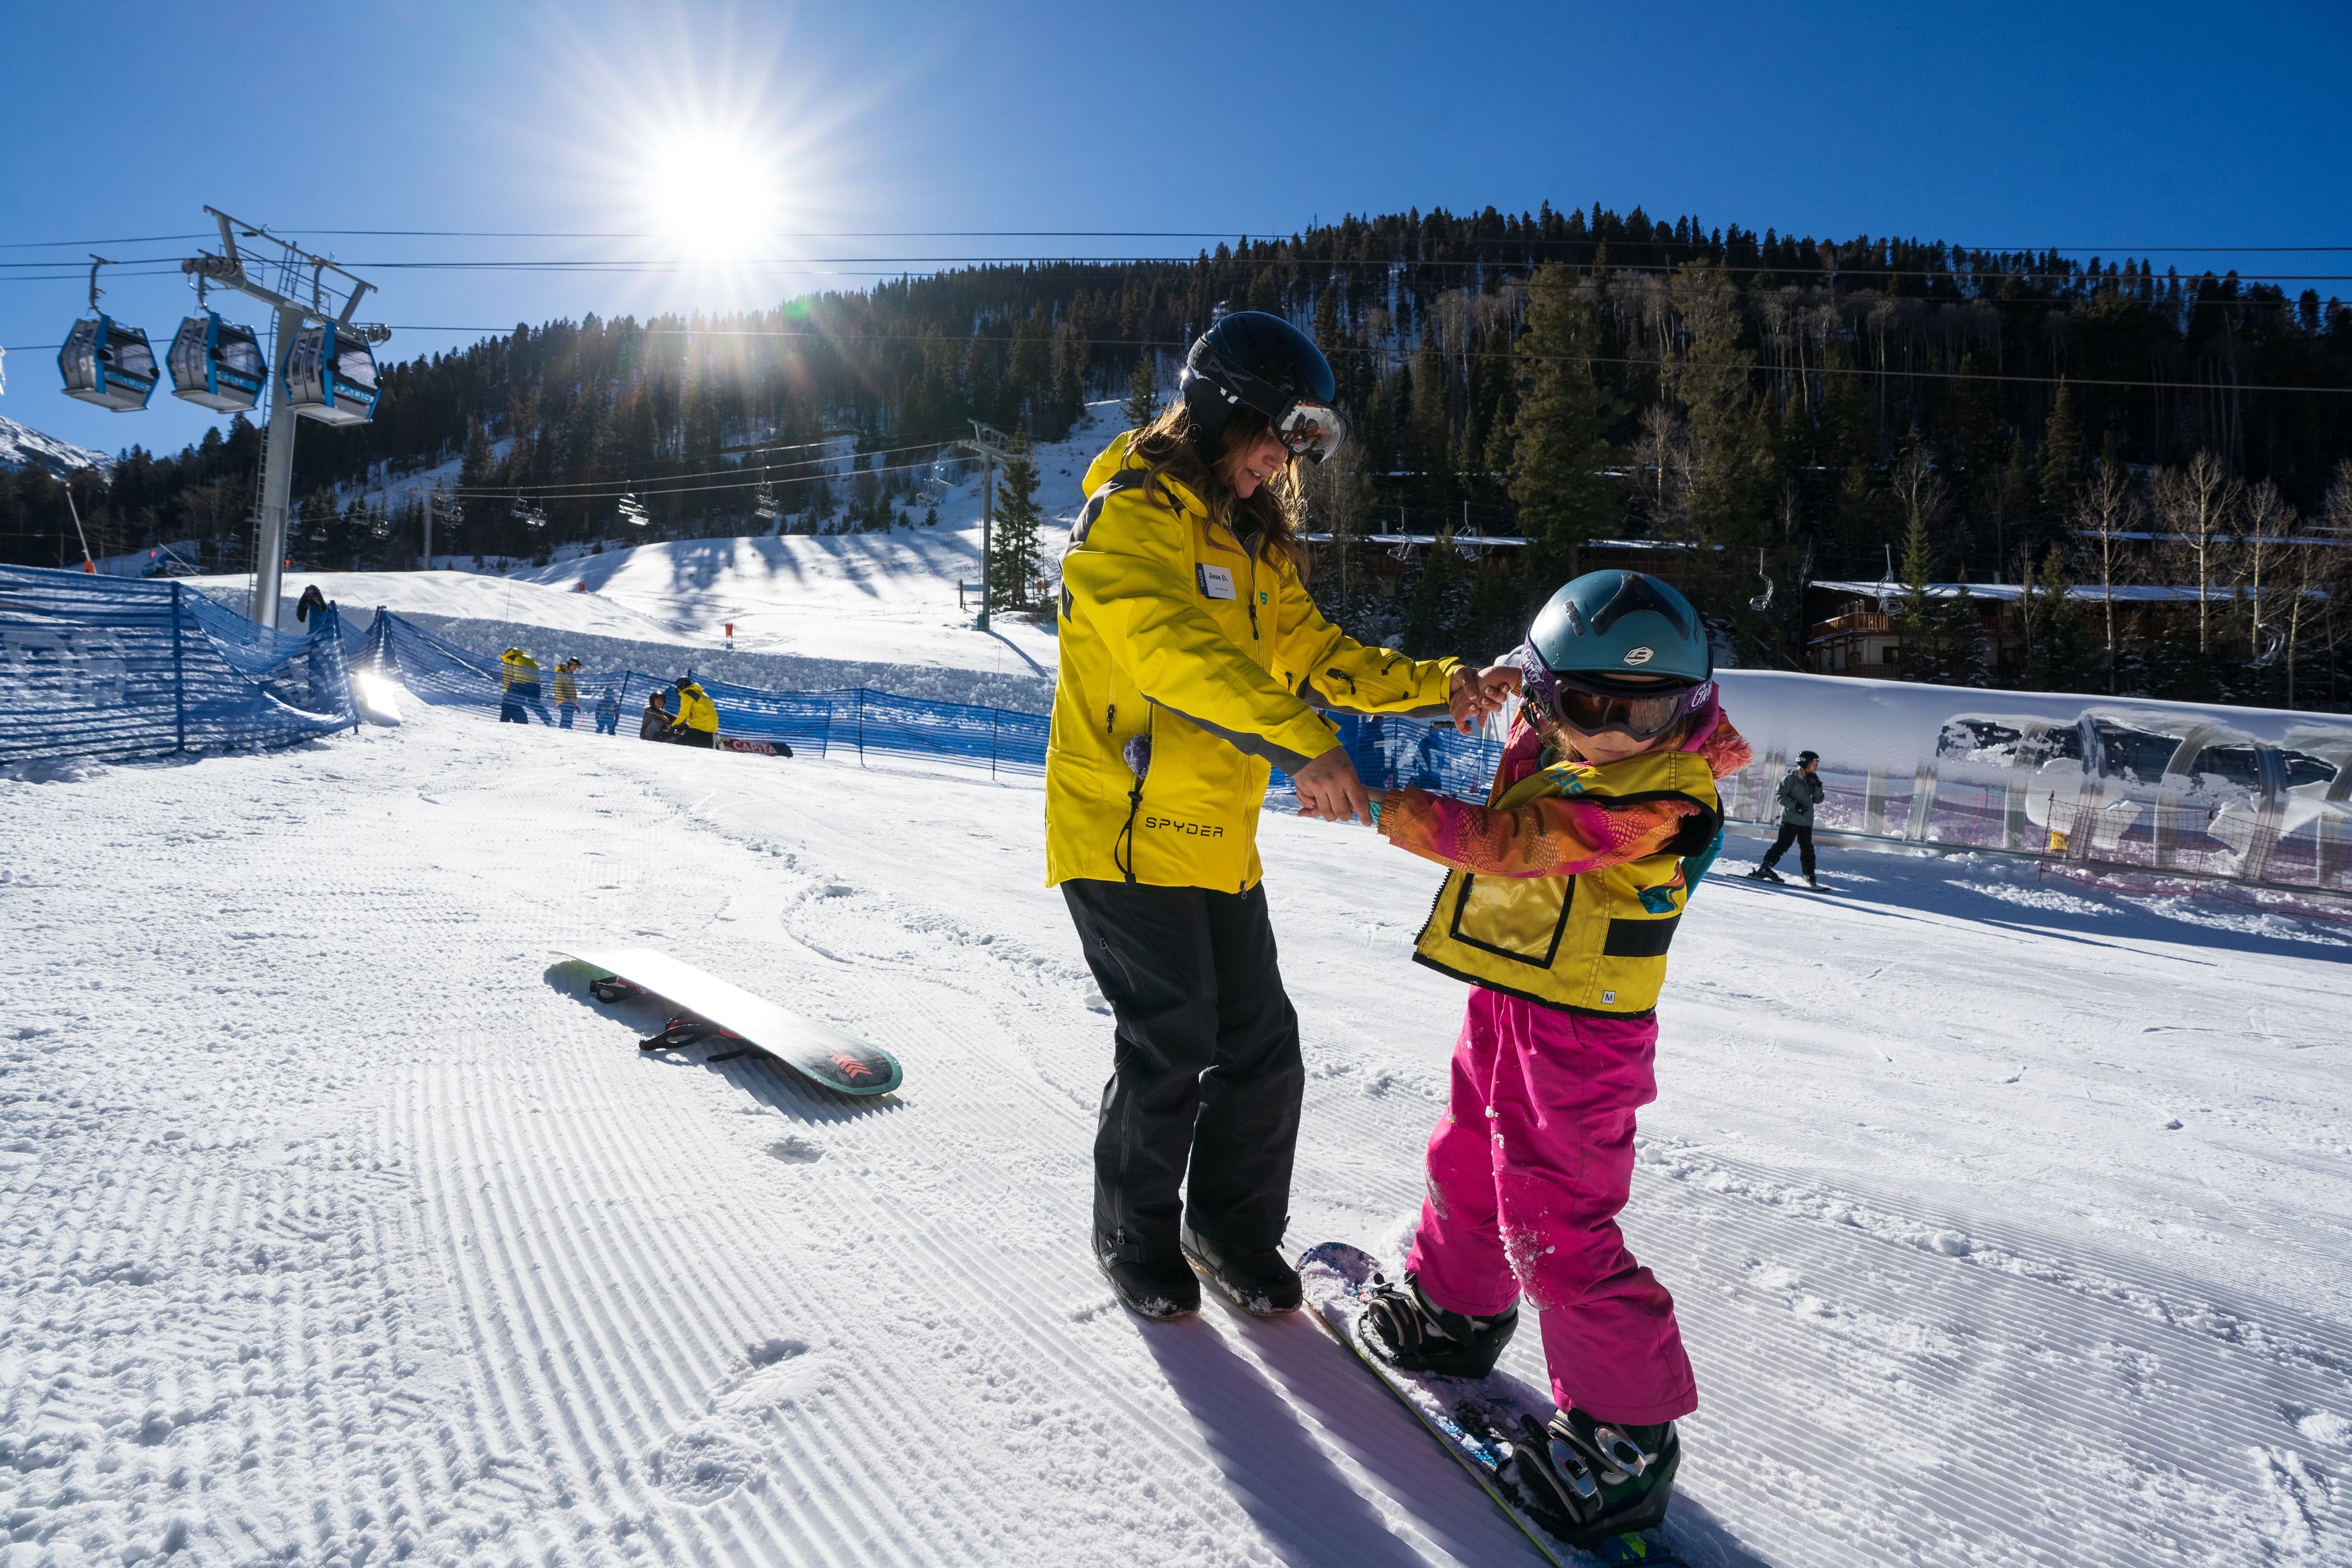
top-left (1404, 987), bottom-right (1697, 1425)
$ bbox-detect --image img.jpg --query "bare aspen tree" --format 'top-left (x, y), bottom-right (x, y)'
top-left (1634, 404), bottom-right (1691, 537)
top-left (2152, 451), bottom-right (2239, 654)
top-left (2237, 480), bottom-right (2296, 661)
top-left (2072, 458), bottom-right (2141, 692)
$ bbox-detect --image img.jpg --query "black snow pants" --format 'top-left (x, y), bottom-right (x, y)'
top-left (1061, 879), bottom-right (1303, 1265)
top-left (1763, 821), bottom-right (1816, 878)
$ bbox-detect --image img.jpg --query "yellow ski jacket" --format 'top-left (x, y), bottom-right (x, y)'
top-left (674, 682), bottom-right (719, 734)
top-left (1046, 432), bottom-right (1458, 892)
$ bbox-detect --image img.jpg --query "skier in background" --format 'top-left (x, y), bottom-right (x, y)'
top-left (639, 690), bottom-right (673, 741)
top-left (552, 657), bottom-right (582, 729)
top-left (499, 647), bottom-right (551, 725)
top-left (1048, 311), bottom-right (1507, 1323)
top-left (668, 676), bottom-right (719, 749)
top-left (594, 685), bottom-right (621, 736)
top-left (1747, 749), bottom-right (1823, 886)
top-left (1351, 571), bottom-right (1749, 1548)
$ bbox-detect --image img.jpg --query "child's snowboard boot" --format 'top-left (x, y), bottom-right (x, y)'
top-left (1512, 1406), bottom-right (1681, 1547)
top-left (1357, 1271), bottom-right (1519, 1378)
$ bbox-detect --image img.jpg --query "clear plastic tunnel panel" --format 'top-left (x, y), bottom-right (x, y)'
top-left (166, 313), bottom-right (266, 413)
top-left (58, 316), bottom-right (159, 412)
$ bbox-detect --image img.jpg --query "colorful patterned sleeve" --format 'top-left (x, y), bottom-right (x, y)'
top-left (1376, 714), bottom-right (1755, 880)
top-left (1376, 786), bottom-right (1695, 880)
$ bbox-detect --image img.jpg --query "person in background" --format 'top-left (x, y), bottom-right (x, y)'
top-left (669, 676), bottom-right (719, 749)
top-left (639, 690), bottom-right (673, 741)
top-left (1748, 750), bottom-right (1824, 886)
top-left (594, 685), bottom-right (621, 736)
top-left (499, 647), bottom-right (551, 725)
top-left (552, 657), bottom-right (582, 729)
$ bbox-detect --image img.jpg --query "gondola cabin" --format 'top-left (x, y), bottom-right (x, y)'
top-left (166, 312), bottom-right (267, 413)
top-left (285, 321), bottom-right (380, 425)
top-left (58, 315), bottom-right (159, 412)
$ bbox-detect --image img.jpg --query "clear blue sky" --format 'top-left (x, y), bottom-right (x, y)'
top-left (5, 0), bottom-right (2347, 461)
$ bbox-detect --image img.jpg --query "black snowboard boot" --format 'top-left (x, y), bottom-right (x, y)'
top-left (1746, 865), bottom-right (1784, 884)
top-left (1094, 1237), bottom-right (1199, 1320)
top-left (1510, 1406), bottom-right (1681, 1547)
top-left (1180, 1224), bottom-right (1302, 1316)
top-left (1357, 1270), bottom-right (1519, 1378)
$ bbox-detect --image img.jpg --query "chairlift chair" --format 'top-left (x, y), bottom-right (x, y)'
top-left (285, 320), bottom-right (380, 425)
top-left (619, 494), bottom-right (650, 529)
top-left (753, 480), bottom-right (780, 524)
top-left (166, 312), bottom-right (266, 413)
top-left (57, 256), bottom-right (157, 412)
top-left (1749, 550), bottom-right (1776, 614)
top-left (2251, 622), bottom-right (2286, 670)
top-left (514, 499), bottom-right (548, 531)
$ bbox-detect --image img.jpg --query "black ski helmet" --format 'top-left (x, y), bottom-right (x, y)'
top-left (1179, 311), bottom-right (1347, 464)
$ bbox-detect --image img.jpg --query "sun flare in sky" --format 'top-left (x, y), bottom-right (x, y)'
top-left (637, 127), bottom-right (781, 260)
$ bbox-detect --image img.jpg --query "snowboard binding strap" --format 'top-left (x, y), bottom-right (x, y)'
top-left (638, 1014), bottom-right (744, 1054)
top-left (589, 974), bottom-right (646, 1005)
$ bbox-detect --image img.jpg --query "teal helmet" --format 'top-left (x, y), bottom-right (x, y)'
top-left (1518, 571), bottom-right (1714, 740)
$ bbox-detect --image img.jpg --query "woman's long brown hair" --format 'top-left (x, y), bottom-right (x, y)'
top-left (1125, 401), bottom-right (1308, 576)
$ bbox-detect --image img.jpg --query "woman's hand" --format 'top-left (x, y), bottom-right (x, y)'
top-left (1447, 663), bottom-right (1523, 734)
top-left (1292, 745), bottom-right (1373, 825)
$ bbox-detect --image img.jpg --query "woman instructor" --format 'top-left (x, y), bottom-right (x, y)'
top-left (1049, 312), bottom-right (1501, 1320)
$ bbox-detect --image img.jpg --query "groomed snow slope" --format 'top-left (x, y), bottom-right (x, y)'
top-left (4, 706), bottom-right (2349, 1566)
top-left (192, 399), bottom-right (1132, 683)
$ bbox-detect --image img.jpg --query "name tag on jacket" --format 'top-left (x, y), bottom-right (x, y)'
top-left (1196, 564), bottom-right (1237, 600)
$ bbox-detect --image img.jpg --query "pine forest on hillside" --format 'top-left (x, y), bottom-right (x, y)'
top-left (8, 202), bottom-right (2352, 709)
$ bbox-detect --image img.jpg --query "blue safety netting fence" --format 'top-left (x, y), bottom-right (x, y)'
top-left (361, 608), bottom-right (1504, 797)
top-left (0, 565), bottom-right (357, 766)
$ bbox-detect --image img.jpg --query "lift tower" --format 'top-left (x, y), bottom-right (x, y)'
top-left (179, 209), bottom-right (390, 625)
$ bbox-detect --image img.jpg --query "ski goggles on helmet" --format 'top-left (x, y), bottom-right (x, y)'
top-left (1515, 639), bottom-right (1711, 741)
top-left (1188, 344), bottom-right (1349, 464)
top-left (1271, 399), bottom-right (1347, 464)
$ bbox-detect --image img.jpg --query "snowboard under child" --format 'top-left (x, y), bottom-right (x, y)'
top-left (1354, 570), bottom-right (1750, 1545)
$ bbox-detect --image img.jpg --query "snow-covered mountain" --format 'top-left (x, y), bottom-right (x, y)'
top-left (0, 410), bottom-right (110, 477)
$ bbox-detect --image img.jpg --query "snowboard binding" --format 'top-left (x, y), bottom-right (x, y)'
top-left (638, 1013), bottom-right (750, 1061)
top-left (1507, 1408), bottom-right (1681, 1549)
top-left (589, 973), bottom-right (645, 1005)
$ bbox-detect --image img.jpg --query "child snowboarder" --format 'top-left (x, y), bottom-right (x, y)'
top-left (1355, 570), bottom-right (1751, 1547)
top-left (639, 690), bottom-right (673, 741)
top-left (593, 685), bottom-right (621, 736)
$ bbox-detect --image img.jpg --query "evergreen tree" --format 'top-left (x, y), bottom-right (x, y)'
top-left (2038, 380), bottom-right (2084, 537)
top-left (1507, 264), bottom-right (1615, 581)
top-left (1895, 499), bottom-right (1942, 683)
top-left (1402, 542), bottom-right (1460, 657)
top-left (1121, 355), bottom-right (1159, 429)
top-left (988, 432), bottom-right (1044, 611)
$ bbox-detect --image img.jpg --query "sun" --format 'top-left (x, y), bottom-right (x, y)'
top-left (639, 129), bottom-right (780, 259)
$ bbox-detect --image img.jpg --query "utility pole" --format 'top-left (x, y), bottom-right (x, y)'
top-left (179, 208), bottom-right (389, 625)
top-left (63, 489), bottom-right (97, 572)
top-left (959, 420), bottom-right (1012, 631)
